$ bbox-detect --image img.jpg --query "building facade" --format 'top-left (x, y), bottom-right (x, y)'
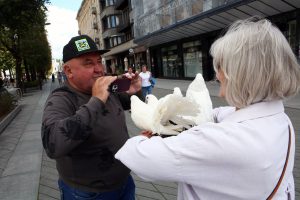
top-left (77, 0), bottom-right (104, 50)
top-left (76, 0), bottom-right (148, 75)
top-left (132, 0), bottom-right (300, 81)
top-left (101, 0), bottom-right (147, 74)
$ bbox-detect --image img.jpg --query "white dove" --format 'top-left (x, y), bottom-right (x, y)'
top-left (173, 87), bottom-right (183, 96)
top-left (130, 74), bottom-right (213, 135)
top-left (145, 94), bottom-right (158, 108)
top-left (130, 95), bottom-right (154, 131)
top-left (151, 93), bottom-right (200, 135)
top-left (185, 73), bottom-right (213, 124)
top-left (130, 92), bottom-right (199, 135)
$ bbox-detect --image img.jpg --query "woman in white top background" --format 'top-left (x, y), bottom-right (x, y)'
top-left (116, 18), bottom-right (300, 200)
top-left (139, 65), bottom-right (152, 99)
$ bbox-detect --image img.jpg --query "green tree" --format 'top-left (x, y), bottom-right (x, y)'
top-left (0, 48), bottom-right (15, 78)
top-left (0, 0), bottom-right (51, 89)
top-left (22, 23), bottom-right (52, 82)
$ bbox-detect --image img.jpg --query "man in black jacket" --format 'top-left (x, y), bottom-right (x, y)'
top-left (42, 35), bottom-right (141, 200)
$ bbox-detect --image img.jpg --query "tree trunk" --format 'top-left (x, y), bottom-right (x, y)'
top-left (24, 60), bottom-right (31, 82)
top-left (2, 69), bottom-right (7, 77)
top-left (15, 54), bottom-right (23, 92)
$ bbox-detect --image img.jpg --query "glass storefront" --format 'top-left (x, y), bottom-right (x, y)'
top-left (270, 10), bottom-right (300, 61)
top-left (183, 41), bottom-right (202, 78)
top-left (161, 45), bottom-right (180, 78)
top-left (150, 8), bottom-right (299, 81)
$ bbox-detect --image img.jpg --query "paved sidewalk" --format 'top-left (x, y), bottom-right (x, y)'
top-left (155, 78), bottom-right (300, 110)
top-left (0, 81), bottom-right (51, 199)
top-left (0, 78), bottom-right (299, 199)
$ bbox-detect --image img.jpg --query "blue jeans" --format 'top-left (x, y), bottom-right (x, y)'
top-left (58, 175), bottom-right (135, 200)
top-left (141, 86), bottom-right (152, 99)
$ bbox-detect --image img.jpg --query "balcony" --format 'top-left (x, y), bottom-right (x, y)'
top-left (117, 21), bottom-right (132, 33)
top-left (102, 28), bottom-right (118, 39)
top-left (100, 6), bottom-right (120, 19)
top-left (115, 0), bottom-right (128, 10)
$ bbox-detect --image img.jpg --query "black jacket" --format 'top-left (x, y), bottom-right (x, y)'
top-left (42, 84), bottom-right (131, 192)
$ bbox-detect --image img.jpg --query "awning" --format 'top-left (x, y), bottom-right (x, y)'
top-left (103, 39), bottom-right (138, 57)
top-left (134, 0), bottom-right (300, 47)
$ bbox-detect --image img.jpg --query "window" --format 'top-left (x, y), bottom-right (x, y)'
top-left (161, 45), bottom-right (180, 78)
top-left (183, 40), bottom-right (202, 78)
top-left (287, 20), bottom-right (297, 54)
top-left (104, 35), bottom-right (123, 49)
top-left (100, 0), bottom-right (115, 8)
top-left (103, 15), bottom-right (120, 30)
top-left (124, 30), bottom-right (133, 41)
top-left (106, 0), bottom-right (115, 6)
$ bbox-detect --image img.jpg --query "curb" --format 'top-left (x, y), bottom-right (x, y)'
top-left (0, 105), bottom-right (22, 134)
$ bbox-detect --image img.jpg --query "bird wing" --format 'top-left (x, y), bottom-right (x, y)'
top-left (152, 94), bottom-right (200, 135)
top-left (130, 95), bottom-right (154, 131)
top-left (186, 73), bottom-right (213, 124)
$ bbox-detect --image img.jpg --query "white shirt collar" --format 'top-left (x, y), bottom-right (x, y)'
top-left (222, 100), bottom-right (284, 123)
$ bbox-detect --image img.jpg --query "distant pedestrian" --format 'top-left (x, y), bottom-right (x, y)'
top-left (57, 72), bottom-right (62, 85)
top-left (51, 73), bottom-right (55, 82)
top-left (123, 67), bottom-right (136, 80)
top-left (10, 78), bottom-right (14, 87)
top-left (3, 76), bottom-right (9, 88)
top-left (139, 65), bottom-right (152, 99)
top-left (61, 71), bottom-right (67, 82)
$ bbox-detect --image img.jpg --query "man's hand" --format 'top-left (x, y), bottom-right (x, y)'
top-left (141, 130), bottom-right (153, 138)
top-left (127, 73), bottom-right (141, 95)
top-left (92, 76), bottom-right (117, 103)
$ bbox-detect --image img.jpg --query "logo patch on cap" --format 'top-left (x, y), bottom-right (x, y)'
top-left (75, 39), bottom-right (90, 51)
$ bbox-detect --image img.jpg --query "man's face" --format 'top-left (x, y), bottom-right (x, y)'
top-left (142, 66), bottom-right (147, 72)
top-left (64, 52), bottom-right (104, 94)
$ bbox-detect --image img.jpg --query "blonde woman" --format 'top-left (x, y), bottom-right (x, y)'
top-left (116, 18), bottom-right (300, 200)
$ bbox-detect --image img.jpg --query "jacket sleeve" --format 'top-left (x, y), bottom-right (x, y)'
top-left (41, 92), bottom-right (105, 159)
top-left (115, 135), bottom-right (182, 182)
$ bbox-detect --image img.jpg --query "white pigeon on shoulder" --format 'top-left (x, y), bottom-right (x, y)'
top-left (185, 73), bottom-right (213, 124)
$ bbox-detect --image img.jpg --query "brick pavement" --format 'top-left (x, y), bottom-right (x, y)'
top-left (37, 86), bottom-right (300, 199)
top-left (38, 84), bottom-right (179, 200)
top-left (0, 79), bottom-right (298, 199)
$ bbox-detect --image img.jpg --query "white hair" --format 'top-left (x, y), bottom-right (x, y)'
top-left (210, 17), bottom-right (300, 108)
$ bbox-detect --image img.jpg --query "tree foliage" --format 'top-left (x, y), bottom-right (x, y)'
top-left (0, 0), bottom-right (51, 88)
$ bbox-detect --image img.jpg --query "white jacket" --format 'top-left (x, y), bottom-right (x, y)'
top-left (115, 100), bottom-right (295, 200)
